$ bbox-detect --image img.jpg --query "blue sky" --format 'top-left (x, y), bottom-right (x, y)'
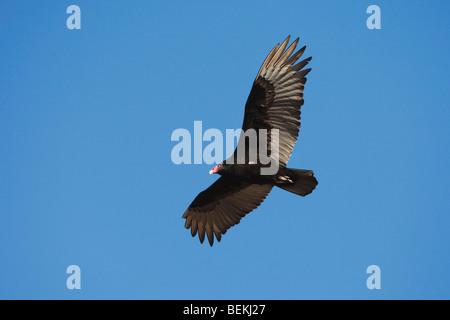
top-left (1, 1), bottom-right (449, 299)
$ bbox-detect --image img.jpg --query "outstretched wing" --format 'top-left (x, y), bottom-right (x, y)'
top-left (232, 36), bottom-right (311, 166)
top-left (182, 177), bottom-right (273, 246)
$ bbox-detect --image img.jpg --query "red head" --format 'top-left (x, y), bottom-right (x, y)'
top-left (209, 164), bottom-right (223, 175)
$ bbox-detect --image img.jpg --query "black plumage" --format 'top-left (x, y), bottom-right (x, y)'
top-left (182, 36), bottom-right (318, 246)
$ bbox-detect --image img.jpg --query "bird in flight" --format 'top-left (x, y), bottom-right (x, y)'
top-left (182, 36), bottom-right (318, 246)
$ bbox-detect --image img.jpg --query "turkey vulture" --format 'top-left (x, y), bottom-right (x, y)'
top-left (182, 36), bottom-right (318, 246)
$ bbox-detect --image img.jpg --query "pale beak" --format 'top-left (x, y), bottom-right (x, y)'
top-left (209, 169), bottom-right (214, 175)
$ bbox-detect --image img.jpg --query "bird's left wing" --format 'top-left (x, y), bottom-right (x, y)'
top-left (234, 36), bottom-right (312, 166)
top-left (182, 176), bottom-right (273, 246)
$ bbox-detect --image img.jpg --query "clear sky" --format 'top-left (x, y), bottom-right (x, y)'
top-left (1, 1), bottom-right (449, 299)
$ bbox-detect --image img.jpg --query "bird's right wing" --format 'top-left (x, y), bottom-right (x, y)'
top-left (182, 176), bottom-right (273, 246)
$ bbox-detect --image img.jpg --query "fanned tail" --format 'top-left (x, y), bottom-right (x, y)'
top-left (276, 168), bottom-right (318, 196)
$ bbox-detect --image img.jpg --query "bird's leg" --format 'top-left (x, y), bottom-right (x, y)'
top-left (277, 175), bottom-right (293, 184)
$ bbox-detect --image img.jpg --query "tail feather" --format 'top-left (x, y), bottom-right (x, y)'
top-left (276, 168), bottom-right (318, 196)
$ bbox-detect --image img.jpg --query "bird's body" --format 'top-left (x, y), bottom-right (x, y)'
top-left (182, 36), bottom-right (318, 246)
top-left (212, 163), bottom-right (311, 187)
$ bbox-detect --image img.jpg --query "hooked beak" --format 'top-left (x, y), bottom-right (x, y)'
top-left (209, 164), bottom-right (222, 175)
